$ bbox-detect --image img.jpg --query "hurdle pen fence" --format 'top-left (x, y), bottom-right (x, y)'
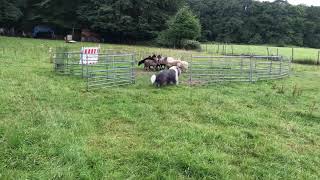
top-left (53, 51), bottom-right (135, 91)
top-left (53, 47), bottom-right (292, 89)
top-left (188, 55), bottom-right (291, 85)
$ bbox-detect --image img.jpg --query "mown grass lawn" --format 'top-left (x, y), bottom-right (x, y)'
top-left (0, 37), bottom-right (320, 179)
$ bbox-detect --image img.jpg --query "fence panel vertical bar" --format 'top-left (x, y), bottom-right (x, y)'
top-left (188, 56), bottom-right (290, 85)
top-left (249, 57), bottom-right (253, 83)
top-left (240, 58), bottom-right (243, 77)
top-left (269, 57), bottom-right (273, 76)
top-left (189, 55), bottom-right (193, 86)
top-left (131, 54), bottom-right (135, 84)
top-left (86, 60), bottom-right (89, 91)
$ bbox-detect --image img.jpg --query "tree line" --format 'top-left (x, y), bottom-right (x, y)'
top-left (1, 0), bottom-right (320, 48)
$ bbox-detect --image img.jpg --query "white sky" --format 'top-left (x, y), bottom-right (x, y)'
top-left (257, 0), bottom-right (320, 6)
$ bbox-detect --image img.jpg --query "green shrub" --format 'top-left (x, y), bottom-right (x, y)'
top-left (156, 31), bottom-right (174, 47)
top-left (157, 6), bottom-right (201, 49)
top-left (181, 39), bottom-right (201, 50)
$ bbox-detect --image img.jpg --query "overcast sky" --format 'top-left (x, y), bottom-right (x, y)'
top-left (257, 0), bottom-right (320, 6)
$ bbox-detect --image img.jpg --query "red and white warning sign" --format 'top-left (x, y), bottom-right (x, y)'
top-left (80, 47), bottom-right (100, 65)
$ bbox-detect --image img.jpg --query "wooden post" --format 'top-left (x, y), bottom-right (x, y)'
top-left (14, 49), bottom-right (17, 57)
top-left (279, 57), bottom-right (283, 75)
top-left (267, 47), bottom-right (270, 61)
top-left (212, 43), bottom-right (215, 55)
top-left (217, 44), bottom-right (220, 54)
top-left (221, 45), bottom-right (224, 55)
top-left (231, 45), bottom-right (234, 55)
top-left (317, 51), bottom-right (320, 65)
top-left (49, 48), bottom-right (53, 63)
top-left (292, 48), bottom-right (294, 62)
top-left (206, 44), bottom-right (208, 53)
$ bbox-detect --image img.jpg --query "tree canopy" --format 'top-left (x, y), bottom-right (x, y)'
top-left (0, 0), bottom-right (23, 27)
top-left (157, 6), bottom-right (201, 47)
top-left (167, 7), bottom-right (201, 41)
top-left (1, 0), bottom-right (320, 48)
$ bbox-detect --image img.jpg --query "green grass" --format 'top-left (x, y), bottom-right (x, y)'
top-left (202, 43), bottom-right (320, 65)
top-left (0, 36), bottom-right (320, 179)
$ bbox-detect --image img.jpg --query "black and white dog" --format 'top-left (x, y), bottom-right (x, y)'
top-left (151, 66), bottom-right (181, 87)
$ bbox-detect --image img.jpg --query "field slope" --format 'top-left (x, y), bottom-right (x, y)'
top-left (0, 37), bottom-right (320, 179)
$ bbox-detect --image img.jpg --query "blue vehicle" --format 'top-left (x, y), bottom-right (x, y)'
top-left (32, 25), bottom-right (55, 38)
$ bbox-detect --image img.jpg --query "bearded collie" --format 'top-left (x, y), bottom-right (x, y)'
top-left (151, 66), bottom-right (181, 87)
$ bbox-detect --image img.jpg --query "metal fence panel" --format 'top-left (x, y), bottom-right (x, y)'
top-left (53, 52), bottom-right (135, 91)
top-left (86, 54), bottom-right (135, 91)
top-left (189, 56), bottom-right (291, 85)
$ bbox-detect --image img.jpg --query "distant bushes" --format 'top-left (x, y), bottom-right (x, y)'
top-left (181, 39), bottom-right (201, 50)
top-left (157, 37), bottom-right (201, 51)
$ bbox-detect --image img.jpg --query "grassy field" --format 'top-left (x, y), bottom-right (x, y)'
top-left (202, 43), bottom-right (320, 65)
top-left (0, 36), bottom-right (320, 179)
